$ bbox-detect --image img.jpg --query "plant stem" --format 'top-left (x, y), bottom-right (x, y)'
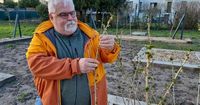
top-left (147, 17), bottom-right (152, 45)
top-left (94, 49), bottom-right (99, 105)
top-left (145, 53), bottom-right (150, 105)
top-left (158, 52), bottom-right (190, 105)
top-left (94, 13), bottom-right (113, 105)
top-left (102, 13), bottom-right (113, 35)
top-left (172, 64), bottom-right (176, 105)
top-left (145, 16), bottom-right (152, 105)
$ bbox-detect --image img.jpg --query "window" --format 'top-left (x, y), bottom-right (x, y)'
top-left (127, 1), bottom-right (133, 11)
top-left (181, 1), bottom-right (187, 8)
top-left (167, 2), bottom-right (172, 13)
top-left (150, 2), bottom-right (158, 8)
top-left (139, 2), bottom-right (142, 12)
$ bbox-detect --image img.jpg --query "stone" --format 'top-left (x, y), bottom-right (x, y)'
top-left (132, 47), bottom-right (200, 70)
top-left (0, 37), bottom-right (32, 45)
top-left (108, 94), bottom-right (156, 105)
top-left (109, 35), bottom-right (192, 44)
top-left (196, 52), bottom-right (200, 61)
top-left (131, 32), bottom-right (147, 36)
top-left (0, 73), bottom-right (15, 87)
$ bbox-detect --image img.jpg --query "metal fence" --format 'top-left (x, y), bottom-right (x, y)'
top-left (0, 9), bottom-right (40, 20)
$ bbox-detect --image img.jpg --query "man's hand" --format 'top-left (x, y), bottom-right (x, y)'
top-left (79, 58), bottom-right (99, 73)
top-left (100, 35), bottom-right (115, 51)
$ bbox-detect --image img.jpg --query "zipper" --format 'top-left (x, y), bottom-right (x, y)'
top-left (84, 33), bottom-right (100, 105)
top-left (74, 76), bottom-right (78, 105)
top-left (74, 48), bottom-right (78, 105)
top-left (84, 39), bottom-right (93, 105)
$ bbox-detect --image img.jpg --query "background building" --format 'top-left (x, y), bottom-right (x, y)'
top-left (127, 0), bottom-right (200, 23)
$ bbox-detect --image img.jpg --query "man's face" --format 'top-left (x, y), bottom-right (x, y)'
top-left (49, 3), bottom-right (78, 36)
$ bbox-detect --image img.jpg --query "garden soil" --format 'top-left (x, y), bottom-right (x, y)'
top-left (0, 40), bottom-right (199, 105)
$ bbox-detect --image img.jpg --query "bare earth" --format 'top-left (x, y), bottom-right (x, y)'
top-left (0, 40), bottom-right (199, 105)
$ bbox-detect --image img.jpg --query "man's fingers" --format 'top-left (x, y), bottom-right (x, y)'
top-left (85, 58), bottom-right (99, 72)
top-left (100, 43), bottom-right (114, 48)
top-left (100, 35), bottom-right (115, 50)
top-left (79, 58), bottom-right (99, 73)
top-left (86, 62), bottom-right (98, 68)
top-left (100, 35), bottom-right (115, 41)
top-left (87, 58), bottom-right (99, 64)
top-left (100, 40), bottom-right (114, 44)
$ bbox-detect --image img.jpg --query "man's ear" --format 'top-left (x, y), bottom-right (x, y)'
top-left (49, 14), bottom-right (53, 21)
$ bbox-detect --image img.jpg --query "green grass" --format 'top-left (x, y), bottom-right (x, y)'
top-left (129, 41), bottom-right (200, 51)
top-left (152, 41), bottom-right (200, 51)
top-left (98, 28), bottom-right (200, 39)
top-left (0, 21), bottom-right (38, 38)
top-left (98, 28), bottom-right (200, 51)
top-left (151, 30), bottom-right (200, 40)
top-left (17, 92), bottom-right (29, 102)
top-left (0, 21), bottom-right (199, 51)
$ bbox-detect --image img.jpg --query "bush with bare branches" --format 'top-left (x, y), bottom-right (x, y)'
top-left (174, 1), bottom-right (200, 30)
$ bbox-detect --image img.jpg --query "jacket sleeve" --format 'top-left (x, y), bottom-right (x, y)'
top-left (26, 34), bottom-right (81, 80)
top-left (99, 43), bottom-right (121, 63)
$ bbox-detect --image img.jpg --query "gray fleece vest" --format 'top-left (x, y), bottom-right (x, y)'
top-left (45, 28), bottom-right (90, 105)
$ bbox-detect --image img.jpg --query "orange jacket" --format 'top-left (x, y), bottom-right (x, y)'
top-left (26, 20), bottom-right (120, 105)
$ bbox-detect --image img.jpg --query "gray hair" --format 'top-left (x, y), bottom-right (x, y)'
top-left (48, 0), bottom-right (75, 13)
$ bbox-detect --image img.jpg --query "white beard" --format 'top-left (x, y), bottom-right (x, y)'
top-left (64, 21), bottom-right (77, 35)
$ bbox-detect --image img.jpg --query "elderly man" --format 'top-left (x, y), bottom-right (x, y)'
top-left (26, 0), bottom-right (120, 105)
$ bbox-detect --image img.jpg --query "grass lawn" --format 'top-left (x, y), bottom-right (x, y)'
top-left (98, 28), bottom-right (200, 39)
top-left (0, 21), bottom-right (38, 39)
top-left (99, 28), bottom-right (200, 51)
top-left (0, 21), bottom-right (200, 51)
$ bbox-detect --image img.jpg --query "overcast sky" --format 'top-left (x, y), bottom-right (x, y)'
top-left (0, 0), bottom-right (48, 3)
top-left (0, 0), bottom-right (18, 3)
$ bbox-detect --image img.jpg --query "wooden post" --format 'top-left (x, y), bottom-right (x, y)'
top-left (172, 14), bottom-right (185, 39)
top-left (180, 13), bottom-right (185, 39)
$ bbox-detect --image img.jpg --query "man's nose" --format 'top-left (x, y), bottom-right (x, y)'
top-left (67, 14), bottom-right (74, 20)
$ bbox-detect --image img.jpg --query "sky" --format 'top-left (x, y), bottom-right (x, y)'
top-left (0, 0), bottom-right (18, 3)
top-left (0, 0), bottom-right (48, 3)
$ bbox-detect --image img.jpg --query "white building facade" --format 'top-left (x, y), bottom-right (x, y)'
top-left (127, 0), bottom-right (200, 23)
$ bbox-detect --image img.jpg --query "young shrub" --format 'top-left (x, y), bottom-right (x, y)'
top-left (36, 4), bottom-right (48, 21)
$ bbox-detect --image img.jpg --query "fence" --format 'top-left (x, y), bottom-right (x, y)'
top-left (0, 9), bottom-right (40, 20)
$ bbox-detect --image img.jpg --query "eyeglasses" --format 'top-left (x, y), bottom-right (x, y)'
top-left (56, 11), bottom-right (76, 19)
